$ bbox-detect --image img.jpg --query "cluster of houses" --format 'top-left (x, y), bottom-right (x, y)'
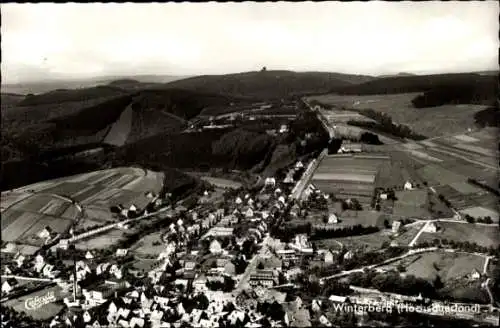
top-left (1, 251), bottom-right (62, 296)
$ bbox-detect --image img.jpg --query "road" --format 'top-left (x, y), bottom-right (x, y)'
top-left (234, 235), bottom-right (272, 293)
top-left (63, 205), bottom-right (172, 244)
top-left (290, 150), bottom-right (328, 200)
top-left (408, 221), bottom-right (430, 247)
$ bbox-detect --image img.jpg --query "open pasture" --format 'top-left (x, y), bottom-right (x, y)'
top-left (417, 221), bottom-right (500, 248)
top-left (74, 228), bottom-right (130, 250)
top-left (3, 285), bottom-right (66, 320)
top-left (382, 251), bottom-right (485, 283)
top-left (459, 206), bottom-right (499, 222)
top-left (316, 223), bottom-right (423, 252)
top-left (308, 93), bottom-right (488, 138)
top-left (130, 231), bottom-right (166, 256)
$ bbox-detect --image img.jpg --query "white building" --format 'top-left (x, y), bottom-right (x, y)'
top-left (423, 222), bottom-right (438, 233)
top-left (328, 214), bottom-right (338, 224)
top-left (392, 221), bottom-right (402, 234)
top-left (209, 240), bottom-right (223, 255)
top-left (404, 181), bottom-right (413, 190)
top-left (265, 177), bottom-right (276, 187)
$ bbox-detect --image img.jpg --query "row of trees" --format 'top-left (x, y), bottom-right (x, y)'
top-left (464, 214), bottom-right (494, 224)
top-left (346, 108), bottom-right (426, 140)
top-left (311, 224), bottom-right (379, 241)
top-left (419, 238), bottom-right (499, 257)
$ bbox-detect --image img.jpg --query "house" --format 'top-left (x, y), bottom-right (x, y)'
top-left (290, 204), bottom-right (300, 217)
top-left (209, 240), bottom-right (223, 255)
top-left (343, 251), bottom-right (354, 260)
top-left (423, 222), bottom-right (438, 233)
top-left (291, 234), bottom-right (313, 253)
top-left (323, 250), bottom-right (334, 264)
top-left (14, 254), bottom-right (26, 268)
top-left (276, 249), bottom-right (298, 262)
top-left (265, 177), bottom-right (276, 187)
top-left (319, 315), bottom-right (332, 327)
top-left (295, 161), bottom-right (304, 170)
top-left (245, 208), bottom-right (254, 218)
top-left (380, 193), bottom-right (388, 200)
top-left (328, 213), bottom-right (338, 224)
top-left (404, 181), bottom-right (413, 190)
top-left (85, 251), bottom-right (95, 260)
top-left (83, 311), bottom-right (92, 323)
top-left (469, 269), bottom-right (481, 280)
top-left (235, 197), bottom-right (243, 205)
top-left (392, 221), bottom-right (402, 234)
top-left (390, 240), bottom-right (399, 248)
top-left (2, 278), bottom-right (18, 294)
top-left (329, 295), bottom-right (348, 303)
top-left (38, 226), bottom-right (53, 239)
top-left (116, 249), bottom-right (128, 257)
top-left (204, 227), bottom-right (234, 239)
top-left (285, 267), bottom-right (302, 281)
top-left (249, 269), bottom-right (278, 288)
top-left (279, 125), bottom-right (288, 133)
top-left (193, 274), bottom-right (208, 292)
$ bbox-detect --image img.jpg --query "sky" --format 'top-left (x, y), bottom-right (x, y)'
top-left (2, 1), bottom-right (498, 84)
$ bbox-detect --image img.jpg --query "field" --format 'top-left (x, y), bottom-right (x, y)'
top-left (459, 207), bottom-right (499, 222)
top-left (1, 167), bottom-right (165, 249)
top-left (417, 221), bottom-right (500, 248)
top-left (1, 194), bottom-right (78, 247)
top-left (130, 231), bottom-right (166, 256)
top-left (316, 223), bottom-right (423, 252)
top-left (200, 176), bottom-right (242, 189)
top-left (74, 228), bottom-right (131, 250)
top-left (308, 93), bottom-right (489, 138)
top-left (381, 251), bottom-right (485, 282)
top-left (3, 285), bottom-right (67, 320)
top-left (392, 190), bottom-right (430, 218)
top-left (312, 154), bottom-right (390, 205)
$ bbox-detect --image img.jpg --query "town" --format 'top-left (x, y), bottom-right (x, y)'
top-left (1, 2), bottom-right (499, 327)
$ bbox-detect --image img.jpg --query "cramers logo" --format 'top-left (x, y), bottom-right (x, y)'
top-left (25, 291), bottom-right (57, 310)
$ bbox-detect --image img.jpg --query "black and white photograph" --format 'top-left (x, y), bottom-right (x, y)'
top-left (1, 2), bottom-right (499, 327)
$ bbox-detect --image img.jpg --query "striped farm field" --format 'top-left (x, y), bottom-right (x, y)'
top-left (313, 173), bottom-right (376, 184)
top-left (1, 167), bottom-right (164, 249)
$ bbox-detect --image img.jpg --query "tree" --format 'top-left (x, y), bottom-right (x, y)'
top-left (465, 214), bottom-right (475, 224)
top-left (433, 275), bottom-right (444, 289)
top-left (383, 219), bottom-right (390, 229)
top-left (257, 262), bottom-right (265, 270)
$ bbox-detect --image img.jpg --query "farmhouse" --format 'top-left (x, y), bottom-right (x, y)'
top-left (2, 278), bottom-right (18, 294)
top-left (404, 181), bottom-right (413, 190)
top-left (328, 213), bottom-right (339, 224)
top-left (423, 222), bottom-right (438, 233)
top-left (469, 269), bottom-right (481, 280)
top-left (392, 221), bottom-right (402, 234)
top-left (37, 226), bottom-right (54, 240)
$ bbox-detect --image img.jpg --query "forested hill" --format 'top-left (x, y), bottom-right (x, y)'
top-left (162, 70), bottom-right (375, 99)
top-left (330, 72), bottom-right (498, 107)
